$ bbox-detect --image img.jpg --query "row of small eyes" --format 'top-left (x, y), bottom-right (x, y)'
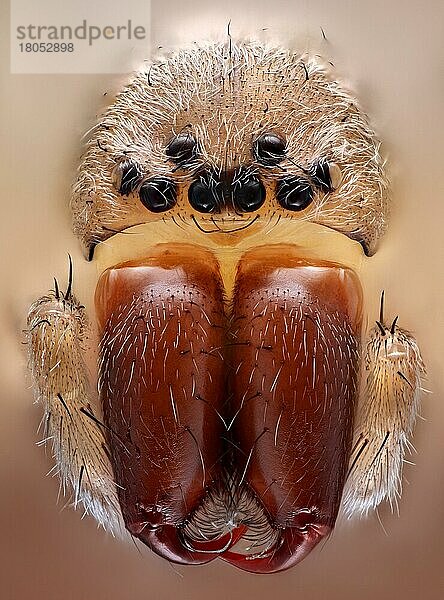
top-left (112, 132), bottom-right (341, 214)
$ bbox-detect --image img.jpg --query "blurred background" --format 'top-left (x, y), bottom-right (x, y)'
top-left (1, 0), bottom-right (443, 598)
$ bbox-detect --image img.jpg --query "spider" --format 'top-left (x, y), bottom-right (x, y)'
top-left (26, 41), bottom-right (425, 574)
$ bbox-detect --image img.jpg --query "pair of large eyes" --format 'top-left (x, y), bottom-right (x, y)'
top-left (253, 135), bottom-right (341, 210)
top-left (113, 160), bottom-right (175, 213)
top-left (188, 173), bottom-right (266, 213)
top-left (112, 133), bottom-right (196, 212)
top-left (164, 131), bottom-right (287, 167)
top-left (276, 158), bottom-right (342, 211)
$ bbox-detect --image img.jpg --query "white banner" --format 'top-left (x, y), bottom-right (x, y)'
top-left (10, 0), bottom-right (151, 73)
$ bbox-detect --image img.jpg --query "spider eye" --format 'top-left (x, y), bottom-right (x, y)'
top-left (139, 178), bottom-right (177, 213)
top-left (254, 132), bottom-right (287, 165)
top-left (233, 176), bottom-right (266, 212)
top-left (188, 177), bottom-right (222, 213)
top-left (310, 158), bottom-right (342, 192)
top-left (276, 177), bottom-right (314, 211)
top-left (113, 159), bottom-right (142, 195)
top-left (165, 132), bottom-right (197, 165)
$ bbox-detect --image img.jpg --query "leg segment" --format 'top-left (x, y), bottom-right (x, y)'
top-left (27, 278), bottom-right (121, 532)
top-left (343, 298), bottom-right (425, 517)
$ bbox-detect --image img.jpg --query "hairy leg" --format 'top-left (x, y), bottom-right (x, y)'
top-left (343, 294), bottom-right (426, 517)
top-left (26, 268), bottom-right (122, 532)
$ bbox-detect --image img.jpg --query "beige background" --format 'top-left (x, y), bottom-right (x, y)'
top-left (1, 0), bottom-right (444, 598)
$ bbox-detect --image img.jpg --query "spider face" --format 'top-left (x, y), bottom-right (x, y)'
top-left (27, 42), bottom-right (424, 575)
top-left (72, 44), bottom-right (388, 259)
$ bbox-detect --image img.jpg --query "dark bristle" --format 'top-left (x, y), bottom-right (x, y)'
top-left (379, 290), bottom-right (385, 325)
top-left (65, 254), bottom-right (73, 299)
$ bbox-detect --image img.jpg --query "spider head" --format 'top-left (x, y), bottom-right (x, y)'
top-left (72, 42), bottom-right (388, 260)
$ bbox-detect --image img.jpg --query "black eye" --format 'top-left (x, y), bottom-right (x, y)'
top-left (188, 176), bottom-right (222, 213)
top-left (233, 176), bottom-right (266, 212)
top-left (165, 132), bottom-right (197, 165)
top-left (113, 159), bottom-right (142, 195)
top-left (254, 132), bottom-right (287, 165)
top-left (310, 158), bottom-right (333, 192)
top-left (139, 178), bottom-right (176, 213)
top-left (276, 177), bottom-right (314, 211)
